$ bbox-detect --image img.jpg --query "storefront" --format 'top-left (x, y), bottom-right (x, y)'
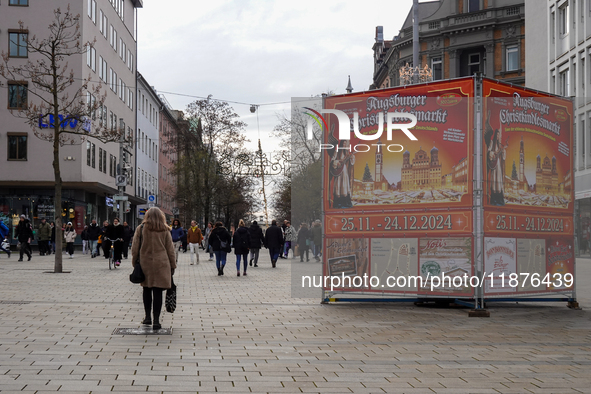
top-left (575, 196), bottom-right (591, 257)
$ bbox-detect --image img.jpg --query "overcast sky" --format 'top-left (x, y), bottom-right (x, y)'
top-left (137, 0), bottom-right (415, 152)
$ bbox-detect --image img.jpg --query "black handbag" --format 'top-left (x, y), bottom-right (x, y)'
top-left (166, 277), bottom-right (176, 313)
top-left (129, 225), bottom-right (145, 284)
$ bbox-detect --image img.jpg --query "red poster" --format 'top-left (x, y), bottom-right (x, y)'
top-left (323, 78), bottom-right (474, 214)
top-left (482, 80), bottom-right (573, 214)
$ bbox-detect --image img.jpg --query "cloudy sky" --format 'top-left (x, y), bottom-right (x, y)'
top-left (137, 0), bottom-right (415, 152)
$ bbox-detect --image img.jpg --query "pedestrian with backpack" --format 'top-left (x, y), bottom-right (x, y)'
top-left (247, 220), bottom-right (264, 267)
top-left (208, 222), bottom-right (232, 276)
top-left (233, 219), bottom-right (251, 276)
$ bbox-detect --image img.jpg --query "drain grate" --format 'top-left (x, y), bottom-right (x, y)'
top-left (0, 301), bottom-right (31, 304)
top-left (112, 327), bottom-right (172, 335)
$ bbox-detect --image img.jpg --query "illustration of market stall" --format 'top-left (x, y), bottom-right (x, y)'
top-left (315, 76), bottom-right (576, 312)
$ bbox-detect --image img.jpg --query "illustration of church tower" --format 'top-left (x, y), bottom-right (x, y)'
top-left (519, 136), bottom-right (524, 183)
top-left (375, 138), bottom-right (383, 182)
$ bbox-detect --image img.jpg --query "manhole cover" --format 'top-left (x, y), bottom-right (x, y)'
top-left (112, 327), bottom-right (172, 335)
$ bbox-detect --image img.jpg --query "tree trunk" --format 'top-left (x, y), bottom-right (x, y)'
top-left (53, 122), bottom-right (63, 273)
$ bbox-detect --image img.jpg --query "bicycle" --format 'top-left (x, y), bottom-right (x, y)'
top-left (105, 238), bottom-right (122, 270)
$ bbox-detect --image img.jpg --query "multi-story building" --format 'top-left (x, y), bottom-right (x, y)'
top-left (0, 0), bottom-right (142, 240)
top-left (401, 146), bottom-right (442, 190)
top-left (525, 0), bottom-right (591, 254)
top-left (159, 106), bottom-right (179, 222)
top-left (371, 0), bottom-right (525, 89)
top-left (136, 72), bottom-right (159, 213)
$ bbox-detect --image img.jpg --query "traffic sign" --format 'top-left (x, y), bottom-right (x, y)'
top-left (113, 195), bottom-right (128, 201)
top-left (148, 195), bottom-right (156, 203)
top-left (148, 203), bottom-right (155, 208)
top-left (116, 175), bottom-right (127, 187)
top-left (172, 207), bottom-right (179, 215)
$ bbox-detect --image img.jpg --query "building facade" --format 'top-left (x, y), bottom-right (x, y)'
top-left (372, 0), bottom-right (525, 90)
top-left (0, 0), bottom-right (142, 243)
top-left (136, 72), bottom-right (159, 217)
top-left (158, 106), bottom-right (179, 222)
top-left (525, 0), bottom-right (591, 255)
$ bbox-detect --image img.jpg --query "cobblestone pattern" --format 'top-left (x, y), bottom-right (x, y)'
top-left (0, 249), bottom-right (589, 393)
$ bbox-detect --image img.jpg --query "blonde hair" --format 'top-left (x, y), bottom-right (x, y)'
top-left (143, 207), bottom-right (168, 232)
top-left (238, 219), bottom-right (246, 227)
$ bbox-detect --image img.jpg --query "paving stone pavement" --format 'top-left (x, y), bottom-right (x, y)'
top-left (0, 248), bottom-right (590, 394)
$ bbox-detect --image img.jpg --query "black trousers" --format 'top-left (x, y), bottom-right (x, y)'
top-left (143, 287), bottom-right (164, 323)
top-left (19, 242), bottom-right (31, 260)
top-left (122, 241), bottom-right (130, 258)
top-left (38, 240), bottom-right (49, 255)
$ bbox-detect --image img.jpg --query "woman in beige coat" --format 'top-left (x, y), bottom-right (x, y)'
top-left (131, 207), bottom-right (176, 330)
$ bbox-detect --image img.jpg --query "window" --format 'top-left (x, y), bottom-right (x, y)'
top-left (9, 0), bottom-right (28, 5)
top-left (86, 46), bottom-right (96, 72)
top-left (87, 141), bottom-right (92, 166)
top-left (88, 0), bottom-right (97, 23)
top-left (506, 45), bottom-right (519, 71)
top-left (9, 32), bottom-right (27, 57)
top-left (99, 57), bottom-right (108, 82)
top-left (560, 69), bottom-right (570, 96)
top-left (120, 79), bottom-right (125, 101)
top-left (7, 134), bottom-right (27, 160)
top-left (109, 154), bottom-right (116, 177)
top-left (128, 89), bottom-right (133, 110)
top-left (99, 147), bottom-right (104, 172)
top-left (468, 53), bottom-right (480, 75)
top-left (8, 82), bottom-right (27, 109)
top-left (551, 11), bottom-right (556, 43)
top-left (128, 51), bottom-right (134, 72)
top-left (559, 3), bottom-right (569, 35)
top-left (103, 150), bottom-right (107, 174)
top-left (431, 57), bottom-right (442, 80)
top-left (102, 13), bottom-right (108, 39)
top-left (468, 0), bottom-right (480, 12)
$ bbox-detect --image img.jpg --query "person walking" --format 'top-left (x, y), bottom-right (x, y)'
top-left (81, 225), bottom-right (89, 255)
top-left (0, 220), bottom-right (10, 258)
top-left (208, 222), bottom-right (232, 276)
top-left (37, 218), bottom-right (51, 256)
top-left (247, 220), bottom-right (264, 267)
top-left (170, 219), bottom-right (184, 263)
top-left (283, 221), bottom-right (296, 259)
top-left (311, 220), bottom-right (323, 261)
top-left (100, 220), bottom-right (110, 258)
top-left (233, 219), bottom-right (251, 277)
top-left (264, 220), bottom-right (284, 268)
top-left (122, 222), bottom-right (134, 259)
top-left (204, 222), bottom-right (214, 261)
top-left (131, 207), bottom-right (176, 331)
top-left (105, 218), bottom-right (124, 266)
top-left (296, 223), bottom-right (311, 262)
top-left (187, 220), bottom-right (203, 265)
top-left (15, 215), bottom-right (33, 262)
top-left (87, 219), bottom-right (101, 258)
top-left (64, 222), bottom-right (77, 259)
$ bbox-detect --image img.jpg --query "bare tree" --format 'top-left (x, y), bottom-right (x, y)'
top-left (0, 6), bottom-right (125, 273)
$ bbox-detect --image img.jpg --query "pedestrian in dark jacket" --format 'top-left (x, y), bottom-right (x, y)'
top-left (311, 220), bottom-right (323, 261)
top-left (87, 220), bottom-right (101, 258)
top-left (208, 222), bottom-right (232, 276)
top-left (37, 218), bottom-right (51, 256)
top-left (233, 220), bottom-right (251, 276)
top-left (122, 222), bottom-right (134, 259)
top-left (247, 221), bottom-right (264, 267)
top-left (296, 223), bottom-right (311, 262)
top-left (170, 219), bottom-right (184, 263)
top-left (15, 215), bottom-right (33, 261)
top-left (100, 220), bottom-right (110, 258)
top-left (81, 225), bottom-right (90, 255)
top-left (264, 220), bottom-right (284, 267)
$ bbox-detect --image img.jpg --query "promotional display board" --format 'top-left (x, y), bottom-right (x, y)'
top-left (318, 77), bottom-right (574, 303)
